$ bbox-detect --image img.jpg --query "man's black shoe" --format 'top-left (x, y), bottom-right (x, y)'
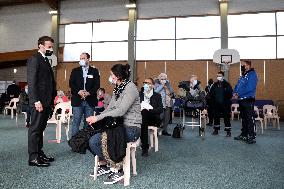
top-left (206, 123), bottom-right (213, 127)
top-left (234, 135), bottom-right (247, 141)
top-left (39, 154), bottom-right (55, 162)
top-left (162, 132), bottom-right (171, 136)
top-left (141, 150), bottom-right (149, 157)
top-left (212, 130), bottom-right (218, 135)
top-left (226, 131), bottom-right (231, 137)
top-left (246, 136), bottom-right (256, 144)
top-left (28, 158), bottom-right (50, 167)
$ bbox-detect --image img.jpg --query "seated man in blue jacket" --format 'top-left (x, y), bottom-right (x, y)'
top-left (233, 60), bottom-right (258, 144)
top-left (140, 78), bottom-right (163, 157)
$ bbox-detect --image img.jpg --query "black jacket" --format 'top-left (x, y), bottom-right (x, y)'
top-left (7, 84), bottom-right (21, 98)
top-left (210, 80), bottom-right (233, 107)
top-left (139, 89), bottom-right (163, 125)
top-left (27, 52), bottom-right (56, 107)
top-left (69, 66), bottom-right (100, 107)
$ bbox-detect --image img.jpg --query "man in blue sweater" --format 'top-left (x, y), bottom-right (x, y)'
top-left (233, 60), bottom-right (258, 144)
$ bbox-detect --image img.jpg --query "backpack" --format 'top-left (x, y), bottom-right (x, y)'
top-left (172, 124), bottom-right (183, 138)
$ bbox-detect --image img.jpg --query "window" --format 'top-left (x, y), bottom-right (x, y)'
top-left (176, 16), bottom-right (220, 38)
top-left (229, 37), bottom-right (276, 59)
top-left (136, 18), bottom-right (175, 40)
top-left (92, 21), bottom-right (128, 42)
top-left (92, 42), bottom-right (128, 61)
top-left (277, 12), bottom-right (284, 35)
top-left (176, 38), bottom-right (220, 60)
top-left (136, 40), bottom-right (175, 60)
top-left (277, 36), bottom-right (284, 58)
top-left (65, 23), bottom-right (92, 43)
top-left (228, 13), bottom-right (275, 37)
top-left (64, 43), bottom-right (92, 61)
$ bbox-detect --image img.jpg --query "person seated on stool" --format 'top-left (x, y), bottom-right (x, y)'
top-left (139, 78), bottom-right (163, 157)
top-left (17, 85), bottom-right (31, 128)
top-left (94, 88), bottom-right (111, 115)
top-left (86, 64), bottom-right (141, 185)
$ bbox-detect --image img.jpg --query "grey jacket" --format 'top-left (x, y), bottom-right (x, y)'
top-left (96, 82), bottom-right (142, 128)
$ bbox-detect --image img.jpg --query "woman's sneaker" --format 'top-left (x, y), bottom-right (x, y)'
top-left (104, 171), bottom-right (124, 184)
top-left (97, 166), bottom-right (111, 176)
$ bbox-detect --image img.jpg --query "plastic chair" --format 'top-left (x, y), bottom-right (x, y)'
top-left (148, 126), bottom-right (158, 152)
top-left (263, 105), bottom-right (280, 130)
top-left (231, 103), bottom-right (240, 120)
top-left (4, 98), bottom-right (19, 119)
top-left (90, 139), bottom-right (140, 186)
top-left (47, 101), bottom-right (72, 143)
top-left (254, 106), bottom-right (264, 134)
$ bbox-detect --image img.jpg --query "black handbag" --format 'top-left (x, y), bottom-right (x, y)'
top-left (172, 124), bottom-right (183, 138)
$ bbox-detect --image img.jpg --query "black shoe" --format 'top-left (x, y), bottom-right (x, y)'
top-left (162, 132), bottom-right (171, 136)
top-left (28, 158), bottom-right (50, 167)
top-left (234, 135), bottom-right (247, 141)
top-left (39, 154), bottom-right (55, 162)
top-left (25, 122), bottom-right (30, 128)
top-left (212, 130), bottom-right (218, 135)
top-left (246, 136), bottom-right (256, 144)
top-left (141, 150), bottom-right (149, 157)
top-left (226, 131), bottom-right (231, 137)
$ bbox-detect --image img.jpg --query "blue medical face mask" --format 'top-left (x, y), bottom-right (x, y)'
top-left (143, 84), bottom-right (150, 92)
top-left (79, 60), bottom-right (87, 67)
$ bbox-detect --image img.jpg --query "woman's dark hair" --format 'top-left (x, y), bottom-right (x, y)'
top-left (98, 88), bottom-right (105, 93)
top-left (111, 64), bottom-right (131, 80)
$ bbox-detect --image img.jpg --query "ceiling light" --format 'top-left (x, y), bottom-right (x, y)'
top-left (125, 3), bottom-right (136, 8)
top-left (49, 10), bottom-right (58, 15)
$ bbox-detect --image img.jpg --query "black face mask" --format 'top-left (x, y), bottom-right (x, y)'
top-left (45, 50), bottom-right (53, 56)
top-left (241, 65), bottom-right (246, 72)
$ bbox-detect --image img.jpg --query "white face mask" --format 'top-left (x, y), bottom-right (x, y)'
top-left (79, 60), bottom-right (87, 67)
top-left (192, 80), bottom-right (197, 86)
top-left (108, 75), bottom-right (117, 85)
top-left (217, 76), bottom-right (223, 81)
top-left (25, 88), bottom-right (28, 94)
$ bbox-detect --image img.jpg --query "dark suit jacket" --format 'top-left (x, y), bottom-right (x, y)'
top-left (69, 66), bottom-right (100, 107)
top-left (27, 52), bottom-right (56, 107)
top-left (7, 84), bottom-right (21, 98)
top-left (139, 89), bottom-right (163, 116)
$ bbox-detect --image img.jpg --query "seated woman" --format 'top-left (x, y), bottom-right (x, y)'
top-left (94, 88), bottom-right (111, 115)
top-left (54, 90), bottom-right (68, 105)
top-left (140, 78), bottom-right (163, 157)
top-left (86, 64), bottom-right (141, 185)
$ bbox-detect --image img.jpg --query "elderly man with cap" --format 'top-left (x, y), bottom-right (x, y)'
top-left (154, 73), bottom-right (174, 136)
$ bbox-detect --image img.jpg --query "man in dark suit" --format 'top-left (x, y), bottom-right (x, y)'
top-left (27, 36), bottom-right (56, 167)
top-left (140, 78), bottom-right (163, 157)
top-left (69, 52), bottom-right (100, 136)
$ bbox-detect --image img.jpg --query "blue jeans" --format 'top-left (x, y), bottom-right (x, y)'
top-left (89, 127), bottom-right (141, 160)
top-left (72, 101), bottom-right (94, 136)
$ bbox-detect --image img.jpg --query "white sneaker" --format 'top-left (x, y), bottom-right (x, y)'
top-left (104, 171), bottom-right (124, 185)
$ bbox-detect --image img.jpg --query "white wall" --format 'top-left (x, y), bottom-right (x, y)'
top-left (0, 3), bottom-right (52, 53)
top-left (60, 0), bottom-right (128, 24)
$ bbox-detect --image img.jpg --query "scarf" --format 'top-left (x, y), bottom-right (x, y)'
top-left (113, 79), bottom-right (130, 100)
top-left (144, 89), bottom-right (154, 104)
